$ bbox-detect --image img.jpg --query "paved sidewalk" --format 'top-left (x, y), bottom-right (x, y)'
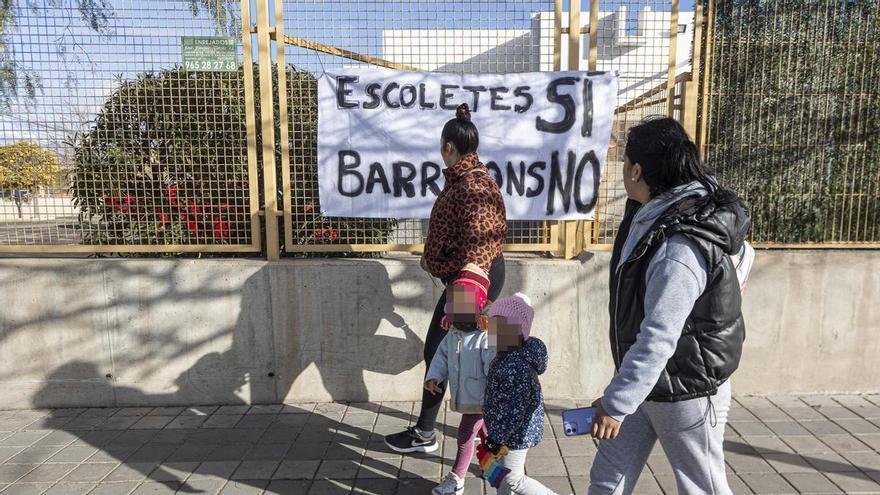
top-left (0, 395), bottom-right (879, 494)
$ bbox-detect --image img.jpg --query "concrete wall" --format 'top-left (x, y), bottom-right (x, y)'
top-left (0, 251), bottom-right (877, 409)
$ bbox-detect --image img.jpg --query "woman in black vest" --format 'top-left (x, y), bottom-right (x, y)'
top-left (588, 117), bottom-right (751, 495)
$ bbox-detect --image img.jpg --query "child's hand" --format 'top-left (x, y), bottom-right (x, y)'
top-left (424, 379), bottom-right (442, 395)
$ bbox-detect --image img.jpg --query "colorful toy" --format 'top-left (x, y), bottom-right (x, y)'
top-left (476, 441), bottom-right (511, 488)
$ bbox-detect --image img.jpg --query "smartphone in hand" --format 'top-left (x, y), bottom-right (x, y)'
top-left (562, 407), bottom-right (597, 436)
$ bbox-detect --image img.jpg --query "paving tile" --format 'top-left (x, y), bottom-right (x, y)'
top-left (804, 452), bottom-right (859, 472)
top-left (835, 418), bottom-right (880, 435)
top-left (31, 431), bottom-right (78, 447)
top-left (145, 462), bottom-right (199, 482)
top-left (98, 417), bottom-right (141, 431)
top-left (273, 460), bottom-right (320, 480)
top-left (219, 480), bottom-right (270, 494)
top-left (0, 464), bottom-right (38, 483)
top-left (47, 445), bottom-right (98, 463)
top-left (286, 442), bottom-right (330, 461)
top-left (730, 422), bottom-right (775, 437)
top-left (780, 407), bottom-right (826, 421)
top-left (742, 435), bottom-right (795, 454)
top-left (632, 474), bottom-right (664, 495)
top-left (841, 452), bottom-right (880, 472)
top-left (0, 432), bottom-right (50, 447)
top-left (524, 455), bottom-right (567, 477)
top-left (73, 431), bottom-right (124, 448)
top-left (849, 405), bottom-right (880, 420)
top-left (857, 434), bottom-right (880, 451)
top-left (729, 408), bottom-right (760, 421)
top-left (532, 476), bottom-right (572, 494)
top-left (43, 482), bottom-right (96, 495)
top-left (215, 406), bottom-right (251, 415)
top-left (180, 479), bottom-right (225, 494)
top-left (1, 482), bottom-right (54, 495)
top-left (243, 443), bottom-right (290, 461)
top-left (740, 473), bottom-right (797, 494)
top-left (232, 460), bottom-right (281, 480)
top-left (355, 457), bottom-right (400, 479)
top-left (761, 453), bottom-right (816, 474)
top-left (126, 445), bottom-right (177, 463)
top-left (7, 447), bottom-right (63, 464)
top-left (766, 421), bottom-right (812, 436)
top-left (316, 460), bottom-right (360, 480)
top-left (653, 474), bottom-right (677, 494)
top-left (782, 472), bottom-right (843, 494)
top-left (815, 406), bottom-right (861, 420)
top-left (181, 406), bottom-right (218, 417)
top-left (307, 479), bottom-right (354, 494)
top-left (399, 456), bottom-right (441, 479)
top-left (556, 438), bottom-right (596, 457)
top-left (0, 446), bottom-right (23, 463)
top-left (129, 417), bottom-right (174, 430)
top-left (825, 472), bottom-right (880, 493)
top-left (17, 463), bottom-right (78, 483)
top-left (190, 461), bottom-right (241, 481)
top-left (62, 463), bottom-right (118, 482)
top-left (748, 407), bottom-right (792, 422)
top-left (249, 405), bottom-right (284, 415)
top-left (801, 421), bottom-right (848, 436)
top-left (728, 474), bottom-right (755, 494)
top-left (725, 453), bottom-right (775, 474)
top-left (235, 415), bottom-right (276, 430)
top-left (89, 481), bottom-right (140, 495)
top-left (103, 463), bottom-right (158, 483)
top-left (819, 434), bottom-right (873, 453)
top-left (164, 416), bottom-right (206, 430)
top-left (781, 435), bottom-right (835, 455)
top-left (647, 454), bottom-right (674, 475)
top-left (202, 415), bottom-right (243, 429)
top-left (351, 478), bottom-right (396, 495)
top-left (130, 481), bottom-right (181, 494)
top-left (266, 479), bottom-right (313, 494)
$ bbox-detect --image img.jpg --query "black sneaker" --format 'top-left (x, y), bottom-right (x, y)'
top-left (384, 426), bottom-right (439, 453)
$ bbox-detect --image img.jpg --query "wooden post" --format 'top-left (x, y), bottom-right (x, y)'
top-left (241, 0), bottom-right (263, 253)
top-left (256, 0), bottom-right (280, 260)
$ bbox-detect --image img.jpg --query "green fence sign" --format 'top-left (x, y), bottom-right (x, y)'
top-left (181, 37), bottom-right (238, 72)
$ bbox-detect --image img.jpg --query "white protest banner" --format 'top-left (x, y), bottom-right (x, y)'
top-left (317, 68), bottom-right (618, 220)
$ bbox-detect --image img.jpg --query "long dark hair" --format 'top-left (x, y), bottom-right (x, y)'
top-left (441, 103), bottom-right (479, 155)
top-left (625, 116), bottom-right (716, 197)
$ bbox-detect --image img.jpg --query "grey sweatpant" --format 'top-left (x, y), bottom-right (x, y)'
top-left (589, 380), bottom-right (732, 495)
top-left (497, 448), bottom-right (558, 495)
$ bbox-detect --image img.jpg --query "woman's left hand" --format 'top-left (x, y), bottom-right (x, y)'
top-left (591, 397), bottom-right (622, 440)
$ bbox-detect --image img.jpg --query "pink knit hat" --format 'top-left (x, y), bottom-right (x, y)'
top-left (487, 292), bottom-right (535, 340)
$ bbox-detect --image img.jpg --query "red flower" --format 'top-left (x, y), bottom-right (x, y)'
top-left (212, 216), bottom-right (229, 238)
top-left (329, 230), bottom-right (339, 240)
top-left (166, 184), bottom-right (178, 200)
top-left (314, 228), bottom-right (323, 238)
top-left (187, 201), bottom-right (201, 215)
top-left (187, 221), bottom-right (198, 231)
top-left (304, 204), bottom-right (314, 213)
top-left (158, 213), bottom-right (170, 224)
top-left (219, 203), bottom-right (230, 210)
top-left (122, 194), bottom-right (134, 205)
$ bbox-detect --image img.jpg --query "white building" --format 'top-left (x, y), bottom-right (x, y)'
top-left (383, 7), bottom-right (695, 107)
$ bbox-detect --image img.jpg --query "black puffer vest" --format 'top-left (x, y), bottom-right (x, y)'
top-left (609, 190), bottom-right (751, 402)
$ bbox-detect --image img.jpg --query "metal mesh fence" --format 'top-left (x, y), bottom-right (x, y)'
top-left (278, 0), bottom-right (558, 252)
top-left (701, 0), bottom-right (880, 245)
top-left (0, 0), bottom-right (259, 251)
top-left (589, 0), bottom-right (690, 245)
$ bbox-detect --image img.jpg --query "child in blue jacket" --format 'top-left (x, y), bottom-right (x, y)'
top-left (482, 293), bottom-right (558, 495)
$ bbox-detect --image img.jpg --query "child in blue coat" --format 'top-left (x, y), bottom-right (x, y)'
top-left (482, 293), bottom-right (558, 495)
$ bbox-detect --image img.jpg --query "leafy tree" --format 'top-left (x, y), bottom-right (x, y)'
top-left (0, 141), bottom-right (59, 190)
top-left (70, 65), bottom-right (395, 250)
top-left (704, 0), bottom-right (880, 243)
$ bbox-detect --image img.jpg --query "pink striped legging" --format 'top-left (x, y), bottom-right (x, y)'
top-left (452, 413), bottom-right (488, 478)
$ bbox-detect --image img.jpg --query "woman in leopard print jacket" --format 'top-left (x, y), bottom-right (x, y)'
top-left (385, 103), bottom-right (508, 456)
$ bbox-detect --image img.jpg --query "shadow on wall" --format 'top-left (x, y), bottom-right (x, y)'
top-left (17, 259), bottom-right (427, 406)
top-left (21, 259), bottom-right (442, 492)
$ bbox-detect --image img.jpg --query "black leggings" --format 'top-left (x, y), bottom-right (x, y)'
top-left (416, 255), bottom-right (506, 432)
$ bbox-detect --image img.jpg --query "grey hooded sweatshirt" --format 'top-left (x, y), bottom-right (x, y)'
top-left (602, 181), bottom-right (711, 422)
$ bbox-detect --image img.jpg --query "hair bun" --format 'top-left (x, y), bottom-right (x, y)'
top-left (455, 103), bottom-right (471, 123)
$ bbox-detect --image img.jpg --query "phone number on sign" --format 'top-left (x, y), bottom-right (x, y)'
top-left (184, 60), bottom-right (236, 71)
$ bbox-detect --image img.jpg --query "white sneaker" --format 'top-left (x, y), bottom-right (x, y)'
top-left (432, 472), bottom-right (464, 495)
